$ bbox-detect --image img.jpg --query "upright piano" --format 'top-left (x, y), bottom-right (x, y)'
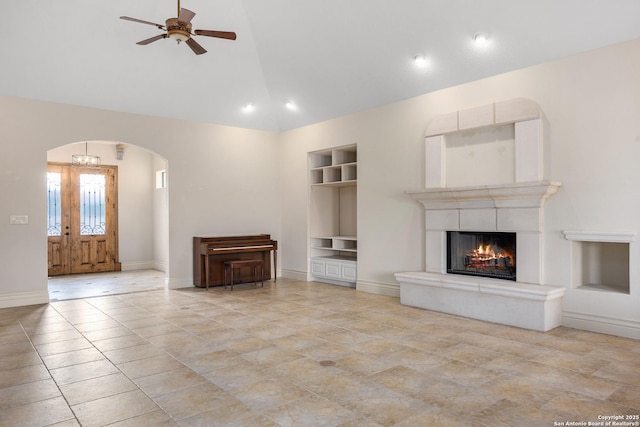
top-left (193, 234), bottom-right (277, 288)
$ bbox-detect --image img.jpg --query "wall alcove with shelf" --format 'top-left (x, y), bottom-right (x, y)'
top-left (308, 144), bottom-right (357, 287)
top-left (563, 231), bottom-right (634, 294)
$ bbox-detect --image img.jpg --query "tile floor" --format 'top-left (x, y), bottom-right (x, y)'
top-left (48, 270), bottom-right (166, 301)
top-left (1, 277), bottom-right (639, 426)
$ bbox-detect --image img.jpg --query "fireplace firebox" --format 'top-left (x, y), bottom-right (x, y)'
top-left (447, 231), bottom-right (516, 281)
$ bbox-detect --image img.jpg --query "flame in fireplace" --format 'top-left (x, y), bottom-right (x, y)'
top-left (466, 244), bottom-right (514, 267)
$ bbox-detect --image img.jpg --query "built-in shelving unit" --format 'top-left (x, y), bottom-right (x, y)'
top-left (309, 144), bottom-right (357, 287)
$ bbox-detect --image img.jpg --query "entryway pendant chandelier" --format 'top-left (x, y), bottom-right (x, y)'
top-left (72, 142), bottom-right (101, 167)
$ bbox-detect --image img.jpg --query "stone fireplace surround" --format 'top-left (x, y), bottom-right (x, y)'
top-left (395, 98), bottom-right (566, 332)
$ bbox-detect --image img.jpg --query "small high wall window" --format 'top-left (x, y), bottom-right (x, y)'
top-left (156, 170), bottom-right (166, 189)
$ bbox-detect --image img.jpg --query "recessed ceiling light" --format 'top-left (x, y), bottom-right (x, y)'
top-left (284, 99), bottom-right (296, 110)
top-left (474, 33), bottom-right (489, 45)
top-left (414, 54), bottom-right (428, 67)
top-left (243, 103), bottom-right (255, 112)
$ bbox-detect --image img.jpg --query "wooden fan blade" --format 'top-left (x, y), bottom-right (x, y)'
top-left (136, 34), bottom-right (168, 45)
top-left (185, 38), bottom-right (207, 55)
top-left (178, 8), bottom-right (196, 23)
top-left (194, 29), bottom-right (237, 40)
top-left (120, 16), bottom-right (165, 29)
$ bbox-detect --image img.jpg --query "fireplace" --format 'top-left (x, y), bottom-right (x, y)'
top-left (395, 99), bottom-right (566, 332)
top-left (447, 231), bottom-right (516, 281)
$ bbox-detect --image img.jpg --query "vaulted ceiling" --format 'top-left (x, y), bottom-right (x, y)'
top-left (2, 0), bottom-right (640, 131)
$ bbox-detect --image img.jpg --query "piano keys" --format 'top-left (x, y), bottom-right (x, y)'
top-left (193, 234), bottom-right (277, 288)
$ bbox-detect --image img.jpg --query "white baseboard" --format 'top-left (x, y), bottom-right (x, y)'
top-left (280, 268), bottom-right (307, 281)
top-left (120, 261), bottom-right (157, 271)
top-left (0, 290), bottom-right (50, 308)
top-left (562, 311), bottom-right (640, 340)
top-left (356, 280), bottom-right (400, 297)
top-left (166, 276), bottom-right (193, 290)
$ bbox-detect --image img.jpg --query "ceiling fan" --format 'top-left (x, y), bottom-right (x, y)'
top-left (120, 0), bottom-right (236, 55)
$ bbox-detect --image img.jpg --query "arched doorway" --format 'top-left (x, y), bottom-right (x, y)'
top-left (46, 141), bottom-right (169, 300)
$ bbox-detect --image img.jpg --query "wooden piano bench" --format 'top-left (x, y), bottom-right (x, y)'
top-left (222, 259), bottom-right (264, 291)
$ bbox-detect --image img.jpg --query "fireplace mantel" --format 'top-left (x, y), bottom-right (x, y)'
top-left (407, 181), bottom-right (562, 209)
top-left (396, 98), bottom-right (565, 331)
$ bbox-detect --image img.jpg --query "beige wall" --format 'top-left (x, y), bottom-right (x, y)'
top-left (1, 37), bottom-right (639, 336)
top-left (0, 98), bottom-right (280, 306)
top-left (279, 38), bottom-right (640, 336)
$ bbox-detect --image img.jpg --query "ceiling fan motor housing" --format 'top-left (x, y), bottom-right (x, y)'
top-left (166, 18), bottom-right (192, 42)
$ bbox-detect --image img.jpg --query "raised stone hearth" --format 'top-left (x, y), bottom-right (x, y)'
top-left (396, 271), bottom-right (565, 331)
top-left (396, 98), bottom-right (565, 331)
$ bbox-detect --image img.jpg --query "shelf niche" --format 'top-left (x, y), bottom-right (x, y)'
top-left (563, 231), bottom-right (634, 294)
top-left (309, 144), bottom-right (357, 287)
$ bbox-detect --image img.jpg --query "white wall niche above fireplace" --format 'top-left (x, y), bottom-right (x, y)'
top-left (396, 98), bottom-right (565, 332)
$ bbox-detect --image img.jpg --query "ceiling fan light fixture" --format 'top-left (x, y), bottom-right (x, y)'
top-left (166, 17), bottom-right (192, 43)
top-left (168, 30), bottom-right (190, 43)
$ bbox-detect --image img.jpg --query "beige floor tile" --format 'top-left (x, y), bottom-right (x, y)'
top-left (608, 385), bottom-right (640, 410)
top-left (34, 337), bottom-right (93, 356)
top-left (0, 349), bottom-right (43, 370)
top-left (540, 392), bottom-right (637, 421)
top-left (0, 378), bottom-right (61, 410)
top-left (81, 325), bottom-right (134, 341)
top-left (0, 363), bottom-right (51, 388)
top-left (593, 360), bottom-right (640, 385)
top-left (73, 318), bottom-right (124, 332)
top-left (72, 389), bottom-right (159, 427)
top-left (221, 335), bottom-right (277, 353)
top-left (176, 398), bottom-right (271, 426)
top-left (49, 359), bottom-right (120, 385)
top-left (421, 381), bottom-right (504, 417)
top-left (0, 341), bottom-right (38, 357)
top-left (102, 342), bottom-right (166, 364)
top-left (471, 398), bottom-right (559, 427)
top-left (334, 352), bottom-right (398, 377)
top-left (59, 372), bottom-right (138, 405)
top-left (133, 367), bottom-right (207, 397)
top-left (154, 382), bottom-right (225, 420)
top-left (441, 342), bottom-right (503, 365)
top-left (393, 405), bottom-right (471, 427)
top-left (41, 346), bottom-right (105, 370)
top-left (179, 348), bottom-right (246, 373)
top-left (29, 328), bottom-right (84, 345)
top-left (342, 391), bottom-right (429, 426)
top-left (21, 321), bottom-right (75, 336)
top-left (132, 322), bottom-right (186, 338)
top-left (241, 345), bottom-right (303, 367)
top-left (0, 276), bottom-right (637, 427)
top-left (92, 333), bottom-right (150, 352)
top-left (203, 360), bottom-right (274, 391)
top-left (532, 347), bottom-right (610, 374)
top-left (231, 377), bottom-right (312, 412)
top-left (483, 375), bottom-right (563, 409)
top-left (118, 354), bottom-right (186, 379)
top-left (369, 366), bottom-right (442, 399)
top-left (0, 396), bottom-right (75, 426)
top-left (146, 331), bottom-right (204, 348)
top-left (428, 359), bottom-right (501, 387)
top-left (265, 394), bottom-right (356, 427)
top-left (107, 410), bottom-right (179, 426)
